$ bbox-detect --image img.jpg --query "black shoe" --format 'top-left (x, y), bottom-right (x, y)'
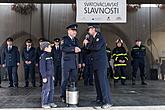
top-left (96, 100), bottom-right (103, 105)
top-left (33, 85), bottom-right (36, 87)
top-left (132, 80), bottom-right (135, 85)
top-left (132, 82), bottom-right (135, 85)
top-left (24, 85), bottom-right (28, 87)
top-left (121, 80), bottom-right (126, 85)
top-left (15, 85), bottom-right (18, 88)
top-left (121, 82), bottom-right (127, 85)
top-left (8, 85), bottom-right (14, 88)
top-left (93, 100), bottom-right (103, 109)
top-left (141, 82), bottom-right (147, 85)
top-left (101, 103), bottom-right (113, 109)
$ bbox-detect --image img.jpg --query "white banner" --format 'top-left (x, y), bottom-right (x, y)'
top-left (76, 0), bottom-right (127, 23)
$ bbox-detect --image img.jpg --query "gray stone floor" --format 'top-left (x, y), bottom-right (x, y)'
top-left (0, 80), bottom-right (165, 109)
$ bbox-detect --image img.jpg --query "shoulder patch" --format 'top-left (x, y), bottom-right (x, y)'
top-left (96, 38), bottom-right (99, 42)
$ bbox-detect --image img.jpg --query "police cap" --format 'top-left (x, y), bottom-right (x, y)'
top-left (66, 23), bottom-right (78, 30)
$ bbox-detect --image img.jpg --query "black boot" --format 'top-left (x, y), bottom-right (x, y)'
top-left (32, 83), bottom-right (36, 87)
top-left (114, 79), bottom-right (118, 86)
top-left (141, 76), bottom-right (147, 85)
top-left (8, 85), bottom-right (14, 88)
top-left (141, 81), bottom-right (147, 85)
top-left (132, 77), bottom-right (136, 85)
top-left (121, 79), bottom-right (126, 85)
top-left (24, 82), bottom-right (29, 87)
top-left (14, 84), bottom-right (18, 88)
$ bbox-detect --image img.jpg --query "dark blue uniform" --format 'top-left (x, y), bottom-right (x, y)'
top-left (22, 47), bottom-right (36, 87)
top-left (112, 47), bottom-right (128, 84)
top-left (82, 47), bottom-right (93, 86)
top-left (106, 47), bottom-right (113, 79)
top-left (85, 32), bottom-right (112, 104)
top-left (36, 47), bottom-right (44, 86)
top-left (52, 46), bottom-right (62, 86)
top-left (61, 36), bottom-right (80, 99)
top-left (40, 52), bottom-right (55, 106)
top-left (131, 45), bottom-right (146, 84)
top-left (1, 46), bottom-right (20, 87)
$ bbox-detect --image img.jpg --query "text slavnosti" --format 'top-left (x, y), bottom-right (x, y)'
top-left (84, 2), bottom-right (120, 14)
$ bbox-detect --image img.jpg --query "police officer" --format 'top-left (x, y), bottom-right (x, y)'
top-left (131, 39), bottom-right (147, 85)
top-left (22, 39), bottom-right (36, 87)
top-left (39, 41), bottom-right (57, 109)
top-left (112, 39), bottom-right (128, 85)
top-left (36, 38), bottom-right (45, 87)
top-left (106, 46), bottom-right (113, 79)
top-left (52, 38), bottom-right (62, 87)
top-left (1, 37), bottom-right (20, 88)
top-left (83, 24), bottom-right (112, 109)
top-left (61, 23), bottom-right (81, 102)
top-left (82, 45), bottom-right (94, 86)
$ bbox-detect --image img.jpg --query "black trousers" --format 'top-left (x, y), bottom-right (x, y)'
top-left (132, 59), bottom-right (145, 82)
top-left (54, 65), bottom-right (61, 85)
top-left (61, 67), bottom-right (77, 98)
top-left (7, 66), bottom-right (18, 86)
top-left (93, 66), bottom-right (112, 104)
top-left (24, 65), bottom-right (35, 86)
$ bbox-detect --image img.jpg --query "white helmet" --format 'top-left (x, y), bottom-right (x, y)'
top-left (116, 39), bottom-right (123, 44)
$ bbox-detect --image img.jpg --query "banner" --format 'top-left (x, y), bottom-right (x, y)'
top-left (76, 0), bottom-right (127, 23)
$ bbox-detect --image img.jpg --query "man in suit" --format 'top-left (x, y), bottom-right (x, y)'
top-left (52, 38), bottom-right (62, 86)
top-left (1, 37), bottom-right (20, 88)
top-left (83, 24), bottom-right (112, 109)
top-left (60, 23), bottom-right (81, 102)
top-left (22, 39), bottom-right (36, 87)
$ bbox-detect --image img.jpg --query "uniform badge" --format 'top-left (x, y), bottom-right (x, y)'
top-left (96, 38), bottom-right (99, 42)
top-left (61, 40), bottom-right (64, 45)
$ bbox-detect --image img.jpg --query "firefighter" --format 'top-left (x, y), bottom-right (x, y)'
top-left (112, 39), bottom-right (128, 85)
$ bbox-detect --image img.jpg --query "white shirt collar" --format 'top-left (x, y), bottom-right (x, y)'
top-left (68, 35), bottom-right (74, 40)
top-left (8, 45), bottom-right (12, 48)
top-left (93, 32), bottom-right (97, 38)
top-left (27, 46), bottom-right (31, 49)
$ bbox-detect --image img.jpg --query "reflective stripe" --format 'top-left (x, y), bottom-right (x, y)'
top-left (115, 57), bottom-right (118, 61)
top-left (46, 57), bottom-right (53, 60)
top-left (112, 54), bottom-right (116, 57)
top-left (132, 48), bottom-right (139, 50)
top-left (106, 50), bottom-right (111, 53)
top-left (121, 76), bottom-right (126, 79)
top-left (114, 64), bottom-right (127, 67)
top-left (114, 77), bottom-right (119, 79)
top-left (141, 47), bottom-right (146, 50)
top-left (125, 57), bottom-right (128, 60)
top-left (116, 53), bottom-right (127, 57)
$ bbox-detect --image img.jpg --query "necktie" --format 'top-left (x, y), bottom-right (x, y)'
top-left (72, 38), bottom-right (75, 44)
top-left (8, 46), bottom-right (11, 51)
top-left (27, 47), bottom-right (30, 51)
top-left (56, 46), bottom-right (59, 50)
